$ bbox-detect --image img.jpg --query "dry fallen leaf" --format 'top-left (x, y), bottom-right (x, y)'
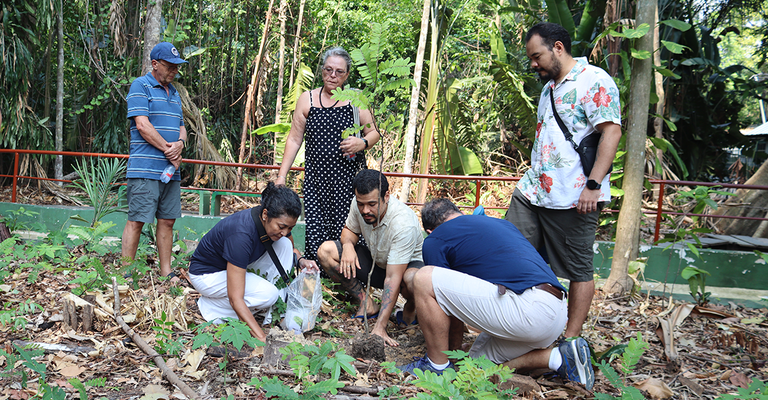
top-left (635, 378), bottom-right (674, 399)
top-left (140, 384), bottom-right (170, 400)
top-left (730, 371), bottom-right (750, 389)
top-left (58, 364), bottom-right (86, 378)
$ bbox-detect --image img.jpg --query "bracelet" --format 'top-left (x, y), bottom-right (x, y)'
top-left (277, 175), bottom-right (286, 179)
top-left (361, 137), bottom-right (369, 149)
top-left (178, 138), bottom-right (186, 147)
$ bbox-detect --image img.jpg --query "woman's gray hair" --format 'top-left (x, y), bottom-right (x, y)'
top-left (322, 46), bottom-right (352, 72)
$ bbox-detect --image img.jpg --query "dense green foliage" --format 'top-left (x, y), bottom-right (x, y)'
top-left (1, 0), bottom-right (767, 185)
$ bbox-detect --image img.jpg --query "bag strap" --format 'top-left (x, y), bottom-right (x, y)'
top-left (352, 104), bottom-right (360, 130)
top-left (549, 88), bottom-right (579, 150)
top-left (250, 207), bottom-right (292, 287)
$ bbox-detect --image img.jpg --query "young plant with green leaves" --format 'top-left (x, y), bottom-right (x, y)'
top-left (595, 332), bottom-right (650, 400)
top-left (714, 377), bottom-right (768, 399)
top-left (152, 311), bottom-right (186, 356)
top-left (408, 350), bottom-right (517, 399)
top-left (66, 221), bottom-right (119, 256)
top-left (0, 300), bottom-right (42, 331)
top-left (192, 319), bottom-right (263, 374)
top-left (681, 266), bottom-right (711, 306)
top-left (248, 340), bottom-right (356, 399)
top-left (0, 206), bottom-right (42, 233)
top-left (0, 344), bottom-right (46, 388)
top-left (69, 157), bottom-right (127, 227)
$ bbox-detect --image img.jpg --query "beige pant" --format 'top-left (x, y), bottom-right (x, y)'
top-left (432, 267), bottom-right (568, 364)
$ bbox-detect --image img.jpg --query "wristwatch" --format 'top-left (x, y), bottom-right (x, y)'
top-left (361, 137), bottom-right (369, 150)
top-left (586, 179), bottom-right (601, 190)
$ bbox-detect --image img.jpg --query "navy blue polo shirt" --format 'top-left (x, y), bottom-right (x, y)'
top-left (126, 72), bottom-right (185, 181)
top-left (423, 215), bottom-right (565, 294)
top-left (189, 208), bottom-right (291, 275)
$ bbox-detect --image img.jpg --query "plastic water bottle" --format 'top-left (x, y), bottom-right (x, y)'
top-left (160, 165), bottom-right (175, 183)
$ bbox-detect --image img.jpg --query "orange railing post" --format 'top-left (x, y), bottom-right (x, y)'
top-left (654, 182), bottom-right (665, 243)
top-left (12, 152), bottom-right (19, 203)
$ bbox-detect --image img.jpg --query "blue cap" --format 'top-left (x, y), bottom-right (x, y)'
top-left (150, 42), bottom-right (187, 64)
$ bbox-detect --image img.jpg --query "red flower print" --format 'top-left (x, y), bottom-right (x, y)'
top-left (539, 174), bottom-right (553, 193)
top-left (593, 87), bottom-right (611, 108)
top-left (536, 121), bottom-right (542, 134)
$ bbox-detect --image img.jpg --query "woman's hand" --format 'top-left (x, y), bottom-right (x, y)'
top-left (340, 137), bottom-right (366, 157)
top-left (298, 257), bottom-right (319, 272)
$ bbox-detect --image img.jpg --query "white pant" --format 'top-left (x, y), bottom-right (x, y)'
top-left (190, 237), bottom-right (294, 324)
top-left (431, 267), bottom-right (568, 364)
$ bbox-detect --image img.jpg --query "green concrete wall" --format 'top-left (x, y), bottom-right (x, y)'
top-left (592, 241), bottom-right (767, 291)
top-left (0, 203), bottom-right (306, 252)
top-left (3, 203), bottom-right (765, 296)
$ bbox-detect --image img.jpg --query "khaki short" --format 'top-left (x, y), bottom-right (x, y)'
top-left (504, 188), bottom-right (602, 282)
top-left (126, 178), bottom-right (181, 223)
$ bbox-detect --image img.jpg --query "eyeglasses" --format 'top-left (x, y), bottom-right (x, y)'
top-left (160, 61), bottom-right (181, 71)
top-left (322, 67), bottom-right (347, 76)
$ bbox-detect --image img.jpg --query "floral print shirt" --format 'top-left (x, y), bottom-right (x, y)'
top-left (518, 57), bottom-right (622, 209)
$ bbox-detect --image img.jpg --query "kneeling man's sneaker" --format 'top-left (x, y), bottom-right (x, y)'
top-left (557, 337), bottom-right (595, 390)
top-left (397, 355), bottom-right (454, 376)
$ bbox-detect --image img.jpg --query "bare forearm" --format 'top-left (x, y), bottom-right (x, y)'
top-left (229, 296), bottom-right (266, 341)
top-left (590, 124), bottom-right (622, 181)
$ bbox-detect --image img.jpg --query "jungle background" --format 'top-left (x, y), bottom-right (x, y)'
top-left (3, 0), bottom-right (768, 192)
top-left (2, 0), bottom-right (768, 399)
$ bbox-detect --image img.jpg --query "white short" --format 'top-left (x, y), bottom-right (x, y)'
top-left (189, 237), bottom-right (294, 324)
top-left (431, 267), bottom-right (568, 364)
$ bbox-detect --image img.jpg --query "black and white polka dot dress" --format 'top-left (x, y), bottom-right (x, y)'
top-left (302, 91), bottom-right (365, 261)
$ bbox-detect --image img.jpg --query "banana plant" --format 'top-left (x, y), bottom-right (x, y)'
top-left (254, 63), bottom-right (314, 166)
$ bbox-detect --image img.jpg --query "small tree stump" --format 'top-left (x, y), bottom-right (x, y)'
top-left (0, 220), bottom-right (11, 242)
top-left (81, 303), bottom-right (93, 332)
top-left (63, 299), bottom-right (78, 330)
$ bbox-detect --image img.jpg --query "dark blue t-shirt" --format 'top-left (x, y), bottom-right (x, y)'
top-left (190, 207), bottom-right (288, 275)
top-left (422, 215), bottom-right (565, 294)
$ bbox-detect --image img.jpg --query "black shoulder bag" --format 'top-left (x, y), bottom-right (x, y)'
top-left (250, 207), bottom-right (292, 289)
top-left (549, 92), bottom-right (603, 177)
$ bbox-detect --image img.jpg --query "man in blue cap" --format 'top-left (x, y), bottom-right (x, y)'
top-left (121, 42), bottom-right (188, 281)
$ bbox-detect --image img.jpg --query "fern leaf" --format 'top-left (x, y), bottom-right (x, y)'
top-left (598, 360), bottom-right (625, 388)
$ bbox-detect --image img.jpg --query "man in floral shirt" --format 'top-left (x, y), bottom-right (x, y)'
top-left (505, 22), bottom-right (622, 339)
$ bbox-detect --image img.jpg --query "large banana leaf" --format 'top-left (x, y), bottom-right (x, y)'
top-left (544, 0), bottom-right (575, 37)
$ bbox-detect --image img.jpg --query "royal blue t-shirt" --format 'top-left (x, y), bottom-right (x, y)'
top-left (126, 72), bottom-right (185, 181)
top-left (422, 215), bottom-right (565, 294)
top-left (190, 207), bottom-right (290, 275)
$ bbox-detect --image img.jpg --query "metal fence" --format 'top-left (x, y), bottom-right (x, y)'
top-left (2, 149), bottom-right (767, 243)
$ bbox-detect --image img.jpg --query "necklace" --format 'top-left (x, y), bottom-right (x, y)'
top-left (318, 86), bottom-right (339, 108)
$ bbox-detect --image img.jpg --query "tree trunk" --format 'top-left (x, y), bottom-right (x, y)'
top-left (55, 0), bottom-right (64, 183)
top-left (604, 0), bottom-right (621, 77)
top-left (142, 0), bottom-right (164, 74)
top-left (603, 0), bottom-right (653, 295)
top-left (398, 0), bottom-right (430, 202)
top-left (236, 0), bottom-right (275, 190)
top-left (289, 0), bottom-right (306, 90)
top-left (713, 160), bottom-right (768, 238)
top-left (416, 0), bottom-right (440, 203)
top-left (275, 0), bottom-right (288, 124)
top-left (651, 1), bottom-right (665, 201)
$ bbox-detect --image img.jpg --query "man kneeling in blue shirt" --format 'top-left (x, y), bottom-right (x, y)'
top-left (398, 198), bottom-right (594, 391)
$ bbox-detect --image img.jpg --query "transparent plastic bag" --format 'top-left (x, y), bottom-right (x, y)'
top-left (281, 269), bottom-right (322, 334)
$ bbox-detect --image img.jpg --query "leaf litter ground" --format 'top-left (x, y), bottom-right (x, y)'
top-left (0, 185), bottom-right (766, 398)
top-left (1, 260), bottom-right (766, 399)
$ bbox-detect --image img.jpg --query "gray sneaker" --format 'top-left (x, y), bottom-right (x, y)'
top-left (397, 355), bottom-right (454, 376)
top-left (556, 337), bottom-right (595, 390)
